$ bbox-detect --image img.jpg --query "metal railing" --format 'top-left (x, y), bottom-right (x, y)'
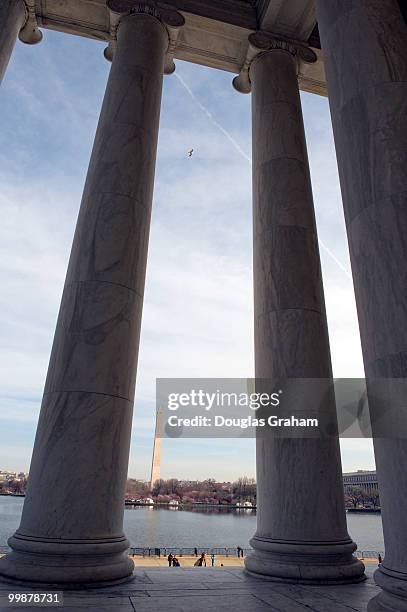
top-left (0, 544), bottom-right (384, 560)
top-left (127, 547), bottom-right (384, 559)
top-left (128, 546), bottom-right (251, 557)
top-left (355, 550), bottom-right (384, 560)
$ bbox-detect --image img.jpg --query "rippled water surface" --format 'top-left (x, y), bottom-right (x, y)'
top-left (0, 496), bottom-right (384, 552)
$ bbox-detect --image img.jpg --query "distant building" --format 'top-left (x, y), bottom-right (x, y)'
top-left (0, 470), bottom-right (27, 484)
top-left (236, 501), bottom-right (254, 508)
top-left (343, 470), bottom-right (378, 495)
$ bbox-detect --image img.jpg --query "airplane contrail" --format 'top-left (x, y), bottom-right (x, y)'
top-left (174, 72), bottom-right (252, 165)
top-left (319, 241), bottom-right (352, 279)
top-left (175, 71), bottom-right (352, 281)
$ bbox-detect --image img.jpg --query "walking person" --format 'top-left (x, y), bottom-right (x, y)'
top-left (237, 545), bottom-right (242, 558)
top-left (167, 553), bottom-right (173, 567)
top-left (378, 553), bottom-right (382, 566)
top-left (211, 553), bottom-right (215, 567)
top-left (194, 547), bottom-right (198, 557)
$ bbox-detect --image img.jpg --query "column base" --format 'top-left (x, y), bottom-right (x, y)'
top-left (367, 566), bottom-right (407, 611)
top-left (0, 532), bottom-right (134, 586)
top-left (245, 536), bottom-right (365, 584)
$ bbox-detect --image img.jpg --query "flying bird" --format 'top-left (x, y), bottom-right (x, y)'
top-left (188, 149), bottom-right (194, 157)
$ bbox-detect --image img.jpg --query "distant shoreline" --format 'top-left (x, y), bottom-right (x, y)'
top-left (347, 507), bottom-right (381, 513)
top-left (0, 492), bottom-right (24, 497)
top-left (0, 495), bottom-right (256, 509)
top-left (125, 501), bottom-right (256, 509)
top-left (0, 495), bottom-right (381, 512)
top-left (0, 494), bottom-right (255, 509)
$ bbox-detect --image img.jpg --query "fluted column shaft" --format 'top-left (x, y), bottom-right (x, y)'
top-left (0, 11), bottom-right (168, 585)
top-left (0, 0), bottom-right (26, 84)
top-left (316, 1), bottom-right (407, 609)
top-left (245, 47), bottom-right (364, 583)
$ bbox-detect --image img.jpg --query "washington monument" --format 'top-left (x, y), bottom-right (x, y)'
top-left (150, 407), bottom-right (164, 489)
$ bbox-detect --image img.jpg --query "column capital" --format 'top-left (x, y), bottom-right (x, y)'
top-left (19, 0), bottom-right (43, 45)
top-left (104, 0), bottom-right (185, 74)
top-left (233, 31), bottom-right (317, 94)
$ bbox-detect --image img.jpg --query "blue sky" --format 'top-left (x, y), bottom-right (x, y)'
top-left (0, 29), bottom-right (375, 480)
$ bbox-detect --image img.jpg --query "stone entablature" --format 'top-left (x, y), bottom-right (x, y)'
top-left (31, 0), bottom-right (326, 95)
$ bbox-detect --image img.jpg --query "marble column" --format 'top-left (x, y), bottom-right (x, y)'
top-left (238, 34), bottom-right (364, 583)
top-left (316, 1), bottom-right (407, 609)
top-left (0, 1), bottom-right (25, 84)
top-left (0, 0), bottom-right (42, 84)
top-left (0, 4), bottom-right (183, 586)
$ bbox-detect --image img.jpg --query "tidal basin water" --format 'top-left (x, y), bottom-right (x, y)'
top-left (0, 496), bottom-right (384, 552)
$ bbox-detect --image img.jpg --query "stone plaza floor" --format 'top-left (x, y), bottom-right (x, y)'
top-left (0, 565), bottom-right (380, 611)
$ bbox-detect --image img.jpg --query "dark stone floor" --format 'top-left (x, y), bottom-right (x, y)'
top-left (0, 565), bottom-right (380, 611)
